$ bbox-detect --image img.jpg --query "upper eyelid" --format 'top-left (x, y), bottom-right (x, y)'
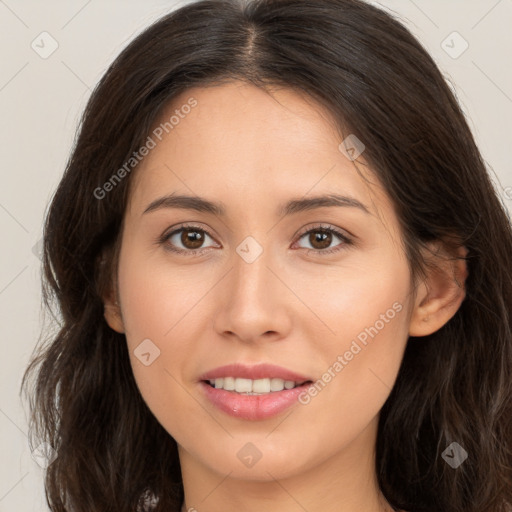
top-left (165, 223), bottom-right (218, 243)
top-left (163, 222), bottom-right (351, 246)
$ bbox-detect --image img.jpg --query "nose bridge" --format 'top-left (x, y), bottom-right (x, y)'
top-left (231, 233), bottom-right (277, 308)
top-left (214, 232), bottom-right (290, 341)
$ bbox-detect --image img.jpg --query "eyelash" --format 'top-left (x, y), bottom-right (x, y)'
top-left (157, 223), bottom-right (353, 258)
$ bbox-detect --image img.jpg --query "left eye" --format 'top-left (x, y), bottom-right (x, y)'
top-left (163, 225), bottom-right (218, 253)
top-left (159, 223), bottom-right (352, 256)
top-left (294, 226), bottom-right (351, 253)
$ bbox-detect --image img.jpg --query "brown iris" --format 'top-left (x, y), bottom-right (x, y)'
top-left (308, 229), bottom-right (332, 250)
top-left (180, 228), bottom-right (205, 249)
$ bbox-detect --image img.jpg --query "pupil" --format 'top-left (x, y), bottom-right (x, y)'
top-left (311, 230), bottom-right (331, 249)
top-left (182, 229), bottom-right (204, 249)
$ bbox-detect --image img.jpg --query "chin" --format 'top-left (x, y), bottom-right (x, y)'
top-left (198, 440), bottom-right (310, 481)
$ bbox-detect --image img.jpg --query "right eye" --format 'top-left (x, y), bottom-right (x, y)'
top-left (159, 224), bottom-right (219, 256)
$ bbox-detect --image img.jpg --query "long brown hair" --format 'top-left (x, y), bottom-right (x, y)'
top-left (21, 0), bottom-right (512, 511)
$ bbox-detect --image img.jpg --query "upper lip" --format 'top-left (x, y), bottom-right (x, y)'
top-left (198, 363), bottom-right (313, 383)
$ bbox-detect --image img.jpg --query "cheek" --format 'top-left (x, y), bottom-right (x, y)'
top-left (116, 246), bottom-right (221, 434)
top-left (298, 258), bottom-right (410, 419)
top-left (116, 265), bottom-right (203, 440)
top-left (307, 253), bottom-right (410, 352)
top-left (117, 246), bottom-right (211, 344)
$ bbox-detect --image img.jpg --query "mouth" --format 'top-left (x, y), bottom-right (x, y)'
top-left (199, 378), bottom-right (315, 421)
top-left (202, 377), bottom-right (313, 395)
top-left (198, 363), bottom-right (315, 419)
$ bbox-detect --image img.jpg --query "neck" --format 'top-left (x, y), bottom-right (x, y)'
top-left (180, 495), bottom-right (395, 512)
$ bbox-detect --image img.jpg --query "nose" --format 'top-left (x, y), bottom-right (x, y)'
top-left (212, 240), bottom-right (293, 345)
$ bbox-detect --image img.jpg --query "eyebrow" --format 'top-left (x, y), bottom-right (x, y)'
top-left (142, 193), bottom-right (370, 217)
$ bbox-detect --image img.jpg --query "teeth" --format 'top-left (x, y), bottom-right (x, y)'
top-left (235, 378), bottom-right (252, 393)
top-left (223, 377), bottom-right (235, 390)
top-left (270, 377), bottom-right (285, 391)
top-left (252, 378), bottom-right (270, 393)
top-left (208, 377), bottom-right (304, 394)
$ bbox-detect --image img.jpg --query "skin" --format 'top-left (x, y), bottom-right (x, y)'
top-left (103, 80), bottom-right (467, 512)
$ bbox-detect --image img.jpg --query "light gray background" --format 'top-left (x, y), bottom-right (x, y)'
top-left (0, 1), bottom-right (511, 510)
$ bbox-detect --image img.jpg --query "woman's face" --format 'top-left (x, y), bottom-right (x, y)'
top-left (107, 81), bottom-right (420, 482)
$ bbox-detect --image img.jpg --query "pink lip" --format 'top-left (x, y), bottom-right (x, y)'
top-left (198, 363), bottom-right (312, 382)
top-left (200, 381), bottom-right (313, 420)
top-left (198, 363), bottom-right (314, 421)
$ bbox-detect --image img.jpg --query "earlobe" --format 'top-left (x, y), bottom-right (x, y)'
top-left (98, 250), bottom-right (125, 334)
top-left (103, 292), bottom-right (125, 334)
top-left (408, 241), bottom-right (468, 337)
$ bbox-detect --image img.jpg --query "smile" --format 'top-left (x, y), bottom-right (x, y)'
top-left (206, 376), bottom-right (310, 394)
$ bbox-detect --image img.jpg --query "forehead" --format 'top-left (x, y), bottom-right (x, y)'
top-left (127, 81), bottom-right (392, 224)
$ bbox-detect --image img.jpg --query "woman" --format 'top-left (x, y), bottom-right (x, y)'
top-left (21, 0), bottom-right (512, 511)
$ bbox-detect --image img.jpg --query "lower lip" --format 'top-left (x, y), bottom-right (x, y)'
top-left (200, 381), bottom-right (312, 420)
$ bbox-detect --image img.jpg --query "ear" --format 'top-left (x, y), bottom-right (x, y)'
top-left (97, 249), bottom-right (125, 334)
top-left (409, 240), bottom-right (468, 337)
top-left (103, 286), bottom-right (125, 334)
